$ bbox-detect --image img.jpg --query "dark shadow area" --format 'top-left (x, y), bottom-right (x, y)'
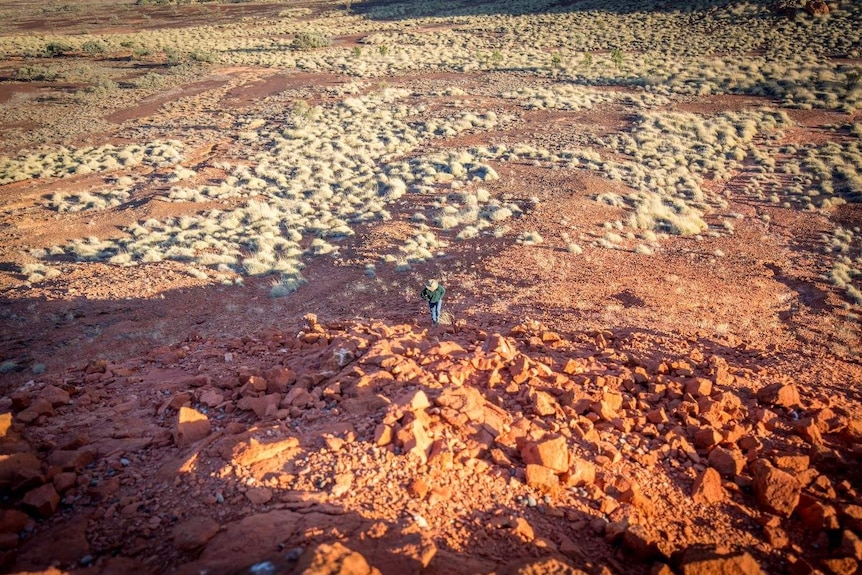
top-left (610, 289), bottom-right (645, 308)
top-left (351, 0), bottom-right (786, 21)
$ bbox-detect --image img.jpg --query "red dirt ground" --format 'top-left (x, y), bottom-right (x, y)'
top-left (0, 3), bottom-right (861, 575)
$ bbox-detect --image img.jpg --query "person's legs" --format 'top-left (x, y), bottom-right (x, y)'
top-left (430, 300), bottom-right (441, 325)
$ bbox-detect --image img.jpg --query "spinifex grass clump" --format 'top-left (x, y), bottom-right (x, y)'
top-left (581, 109), bottom-right (792, 237)
top-left (41, 88), bottom-right (513, 284)
top-left (826, 227), bottom-right (862, 307)
top-left (291, 32), bottom-right (332, 51)
top-left (0, 141), bottom-right (184, 185)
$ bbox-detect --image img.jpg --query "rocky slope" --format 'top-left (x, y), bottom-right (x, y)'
top-left (1, 313), bottom-right (860, 575)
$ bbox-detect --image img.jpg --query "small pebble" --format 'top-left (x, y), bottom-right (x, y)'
top-left (526, 495), bottom-right (537, 507)
top-left (249, 561), bottom-right (275, 575)
top-left (120, 458), bottom-right (130, 467)
top-left (412, 514), bottom-right (429, 529)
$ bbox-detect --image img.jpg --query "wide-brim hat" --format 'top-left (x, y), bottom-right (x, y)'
top-left (426, 279), bottom-right (438, 291)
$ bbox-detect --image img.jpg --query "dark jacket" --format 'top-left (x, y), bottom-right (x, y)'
top-left (421, 285), bottom-right (445, 303)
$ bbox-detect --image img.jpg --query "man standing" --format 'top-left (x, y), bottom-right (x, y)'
top-left (421, 279), bottom-right (445, 326)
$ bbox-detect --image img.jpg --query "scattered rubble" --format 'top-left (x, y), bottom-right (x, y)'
top-left (0, 316), bottom-right (859, 574)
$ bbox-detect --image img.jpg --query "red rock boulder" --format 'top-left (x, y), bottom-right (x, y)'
top-left (751, 459), bottom-right (801, 517)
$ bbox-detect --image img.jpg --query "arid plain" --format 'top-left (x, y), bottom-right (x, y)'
top-left (0, 0), bottom-right (860, 573)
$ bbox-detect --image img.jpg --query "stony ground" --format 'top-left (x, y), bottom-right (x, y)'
top-left (1, 314), bottom-right (861, 575)
top-left (1, 0), bottom-right (861, 574)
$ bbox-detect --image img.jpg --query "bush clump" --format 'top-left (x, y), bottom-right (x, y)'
top-left (81, 40), bottom-right (106, 55)
top-left (291, 32), bottom-right (331, 51)
top-left (44, 41), bottom-right (74, 57)
top-left (14, 65), bottom-right (60, 81)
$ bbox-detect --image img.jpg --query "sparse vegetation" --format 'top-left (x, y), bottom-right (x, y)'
top-left (291, 32), bottom-right (332, 51)
top-left (0, 0), bottom-right (856, 318)
top-left (14, 65), bottom-right (60, 81)
top-left (44, 40), bottom-right (73, 57)
top-left (81, 40), bottom-right (105, 55)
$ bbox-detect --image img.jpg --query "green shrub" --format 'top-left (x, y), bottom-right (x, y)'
top-left (135, 71), bottom-right (165, 88)
top-left (610, 47), bottom-right (623, 70)
top-left (291, 32), bottom-right (331, 51)
top-left (44, 41), bottom-right (73, 57)
top-left (85, 77), bottom-right (118, 94)
top-left (81, 40), bottom-right (106, 55)
top-left (14, 65), bottom-right (60, 81)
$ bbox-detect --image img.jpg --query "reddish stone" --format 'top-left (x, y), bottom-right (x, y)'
top-left (245, 375), bottom-right (268, 392)
top-left (22, 483), bottom-right (60, 518)
top-left (0, 531), bottom-right (18, 551)
top-left (520, 436), bottom-right (569, 473)
top-left (756, 382), bottom-right (801, 408)
top-left (820, 557), bottom-right (856, 575)
top-left (166, 392), bottom-right (192, 411)
top-left (39, 385), bottom-right (70, 407)
top-left (530, 390), bottom-right (558, 417)
top-left (708, 446), bottom-right (745, 478)
top-left (172, 517), bottom-right (220, 552)
top-left (694, 428), bottom-right (722, 449)
top-left (293, 542), bottom-right (382, 575)
top-left (772, 454), bottom-right (810, 472)
top-left (482, 333), bottom-right (517, 362)
top-left (408, 478), bottom-right (429, 499)
top-left (647, 408), bottom-right (669, 425)
top-left (374, 424), bottom-right (393, 446)
top-left (245, 487), bottom-right (273, 505)
top-left (395, 419), bottom-right (432, 463)
top-left (677, 546), bottom-right (764, 575)
top-left (199, 388), bottom-right (224, 408)
top-left (840, 530), bottom-right (862, 561)
top-left (220, 437), bottom-right (299, 468)
top-left (841, 419), bottom-right (862, 444)
top-left (794, 418), bottom-right (824, 446)
top-left (593, 400), bottom-right (618, 421)
top-left (602, 390), bottom-right (623, 411)
top-left (763, 525), bottom-right (789, 549)
top-left (0, 510), bottom-right (30, 534)
top-left (685, 378), bottom-right (712, 398)
top-left (173, 406), bottom-right (211, 447)
top-left (52, 471), bottom-right (77, 493)
top-left (692, 468), bottom-right (724, 504)
top-left (0, 453), bottom-right (41, 487)
top-left (622, 524), bottom-right (665, 561)
top-left (799, 501), bottom-right (840, 532)
top-left (46, 447), bottom-right (97, 471)
top-left (238, 393), bottom-right (281, 418)
top-left (839, 504), bottom-right (862, 533)
top-left (752, 460), bottom-right (801, 517)
top-left (525, 464), bottom-right (559, 493)
top-left (265, 367), bottom-right (296, 393)
top-left (281, 387), bottom-right (314, 408)
top-left (563, 457), bottom-right (596, 486)
top-left (0, 413), bottom-right (11, 438)
top-left (508, 356), bottom-right (531, 384)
